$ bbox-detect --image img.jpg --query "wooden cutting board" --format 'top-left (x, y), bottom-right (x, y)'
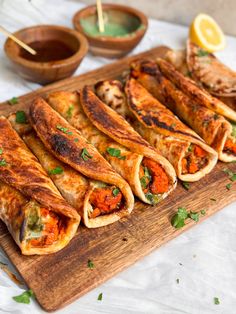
top-left (0, 46), bottom-right (235, 312)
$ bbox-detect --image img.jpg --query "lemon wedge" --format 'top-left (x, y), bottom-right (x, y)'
top-left (189, 13), bottom-right (226, 52)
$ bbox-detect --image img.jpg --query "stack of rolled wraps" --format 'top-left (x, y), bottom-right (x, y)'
top-left (130, 58), bottom-right (236, 162)
top-left (46, 89), bottom-right (177, 206)
top-left (10, 102), bottom-right (135, 232)
top-left (1, 84), bottom-right (178, 254)
top-left (96, 78), bottom-right (218, 181)
top-left (0, 116), bottom-right (80, 255)
top-left (1, 103), bottom-right (138, 254)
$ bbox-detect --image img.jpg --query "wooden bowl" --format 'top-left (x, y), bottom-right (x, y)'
top-left (73, 4), bottom-right (148, 58)
top-left (4, 25), bottom-right (88, 84)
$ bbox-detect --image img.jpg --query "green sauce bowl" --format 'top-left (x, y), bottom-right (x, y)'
top-left (73, 4), bottom-right (148, 58)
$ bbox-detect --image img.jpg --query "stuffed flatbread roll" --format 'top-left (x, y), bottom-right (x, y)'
top-left (166, 42), bottom-right (236, 99)
top-left (0, 182), bottom-right (79, 255)
top-left (96, 80), bottom-right (133, 120)
top-left (165, 48), bottom-right (236, 114)
top-left (24, 133), bottom-right (132, 228)
top-left (0, 117), bottom-right (80, 255)
top-left (0, 116), bottom-right (79, 220)
top-left (157, 56), bottom-right (236, 123)
top-left (96, 81), bottom-right (134, 122)
top-left (9, 113), bottom-right (127, 228)
top-left (125, 78), bottom-right (218, 180)
top-left (137, 59), bottom-right (235, 162)
top-left (187, 40), bottom-right (236, 97)
top-left (29, 98), bottom-right (134, 226)
top-left (47, 91), bottom-right (176, 205)
top-left (96, 79), bottom-right (217, 181)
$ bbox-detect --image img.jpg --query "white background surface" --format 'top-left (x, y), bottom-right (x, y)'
top-left (0, 1), bottom-right (236, 314)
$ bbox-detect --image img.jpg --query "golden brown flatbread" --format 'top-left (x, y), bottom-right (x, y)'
top-left (79, 87), bottom-right (177, 204)
top-left (29, 98), bottom-right (134, 227)
top-left (150, 59), bottom-right (235, 162)
top-left (96, 79), bottom-right (218, 181)
top-left (0, 116), bottom-right (80, 255)
top-left (187, 40), bottom-right (236, 97)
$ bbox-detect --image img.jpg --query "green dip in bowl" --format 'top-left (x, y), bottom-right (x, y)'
top-left (73, 4), bottom-right (148, 58)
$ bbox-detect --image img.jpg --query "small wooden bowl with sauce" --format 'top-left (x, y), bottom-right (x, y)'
top-left (73, 4), bottom-right (148, 58)
top-left (4, 25), bottom-right (88, 84)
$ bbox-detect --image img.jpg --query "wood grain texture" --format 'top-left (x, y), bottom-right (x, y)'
top-left (0, 46), bottom-right (235, 312)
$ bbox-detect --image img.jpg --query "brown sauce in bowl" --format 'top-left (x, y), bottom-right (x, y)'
top-left (20, 40), bottom-right (75, 62)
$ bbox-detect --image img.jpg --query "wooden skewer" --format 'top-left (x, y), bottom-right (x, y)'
top-left (96, 0), bottom-right (105, 33)
top-left (0, 26), bottom-right (37, 55)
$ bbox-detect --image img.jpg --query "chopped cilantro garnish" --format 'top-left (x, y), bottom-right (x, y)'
top-left (66, 105), bottom-right (74, 118)
top-left (57, 125), bottom-right (67, 132)
top-left (171, 207), bottom-right (188, 229)
top-left (8, 97), bottom-right (18, 105)
top-left (231, 174), bottom-right (236, 182)
top-left (197, 49), bottom-right (209, 57)
top-left (48, 166), bottom-right (63, 175)
top-left (189, 211), bottom-right (199, 222)
top-left (182, 181), bottom-right (190, 190)
top-left (226, 183), bottom-right (232, 190)
top-left (56, 125), bottom-right (73, 135)
top-left (87, 260), bottom-right (94, 269)
top-left (214, 297), bottom-right (220, 305)
top-left (97, 293), bottom-right (103, 301)
top-left (140, 176), bottom-right (148, 189)
top-left (12, 289), bottom-right (34, 304)
top-left (200, 210), bottom-right (206, 215)
top-left (188, 145), bottom-right (193, 152)
top-left (0, 159), bottom-right (7, 166)
top-left (140, 167), bottom-right (151, 189)
top-left (171, 207), bottom-right (204, 229)
top-left (0, 148), bottom-right (3, 155)
top-left (231, 123), bottom-right (236, 138)
top-left (223, 168), bottom-right (232, 175)
top-left (223, 168), bottom-right (236, 181)
top-left (81, 148), bottom-right (92, 161)
top-left (15, 111), bottom-right (27, 124)
top-left (112, 187), bottom-right (120, 196)
top-left (106, 147), bottom-right (126, 160)
top-left (74, 138), bottom-right (79, 142)
top-left (144, 167), bottom-right (151, 179)
top-left (145, 192), bottom-right (160, 205)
